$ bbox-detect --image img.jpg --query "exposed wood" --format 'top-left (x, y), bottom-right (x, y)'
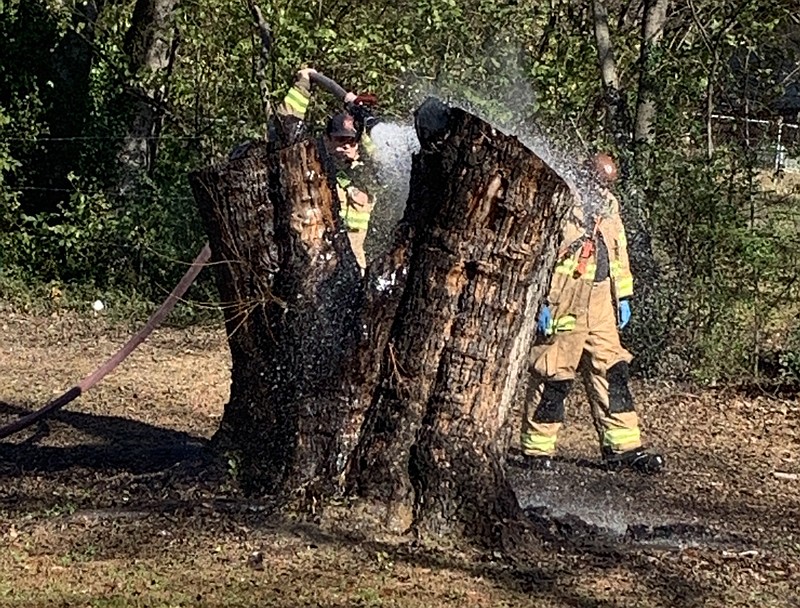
top-left (349, 102), bottom-right (572, 539)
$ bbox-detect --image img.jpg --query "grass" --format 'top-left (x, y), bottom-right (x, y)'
top-left (0, 535), bottom-right (543, 608)
top-left (0, 268), bottom-right (221, 329)
top-left (2, 311), bottom-right (800, 607)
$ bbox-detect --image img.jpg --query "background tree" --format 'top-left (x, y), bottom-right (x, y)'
top-left (116, 0), bottom-right (182, 194)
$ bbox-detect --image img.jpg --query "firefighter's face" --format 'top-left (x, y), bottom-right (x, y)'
top-left (325, 135), bottom-right (360, 163)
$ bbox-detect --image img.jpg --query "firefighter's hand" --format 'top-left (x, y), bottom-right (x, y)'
top-left (344, 92), bottom-right (357, 103)
top-left (536, 305), bottom-right (552, 335)
top-left (347, 187), bottom-right (370, 209)
top-left (296, 68), bottom-right (317, 89)
top-left (618, 299), bottom-right (631, 329)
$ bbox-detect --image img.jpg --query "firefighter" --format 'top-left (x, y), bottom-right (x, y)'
top-left (519, 153), bottom-right (664, 474)
top-left (276, 67), bottom-right (377, 272)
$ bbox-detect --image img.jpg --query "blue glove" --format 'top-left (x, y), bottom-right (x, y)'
top-left (618, 299), bottom-right (631, 329)
top-left (537, 305), bottom-right (552, 335)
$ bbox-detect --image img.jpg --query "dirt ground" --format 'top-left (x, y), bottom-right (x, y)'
top-left (1, 310), bottom-right (799, 607)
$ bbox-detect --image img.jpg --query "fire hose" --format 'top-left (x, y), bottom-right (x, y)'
top-left (309, 72), bottom-right (380, 134)
top-left (0, 243), bottom-right (211, 441)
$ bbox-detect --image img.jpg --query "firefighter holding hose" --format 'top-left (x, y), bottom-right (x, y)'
top-left (275, 67), bottom-right (378, 272)
top-left (519, 153), bottom-right (665, 474)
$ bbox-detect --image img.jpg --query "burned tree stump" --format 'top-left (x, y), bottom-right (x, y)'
top-left (349, 101), bottom-right (571, 538)
top-left (190, 140), bottom-right (362, 495)
top-left (190, 100), bottom-right (572, 541)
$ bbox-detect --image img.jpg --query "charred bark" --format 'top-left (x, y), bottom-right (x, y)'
top-left (190, 140), bottom-right (362, 496)
top-left (349, 103), bottom-right (571, 538)
top-left (191, 100), bottom-right (572, 542)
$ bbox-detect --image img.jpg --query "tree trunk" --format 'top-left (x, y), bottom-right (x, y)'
top-left (191, 100), bottom-right (572, 541)
top-left (592, 0), bottom-right (630, 149)
top-left (633, 0), bottom-right (670, 167)
top-left (630, 0), bottom-right (671, 370)
top-left (118, 0), bottom-right (181, 193)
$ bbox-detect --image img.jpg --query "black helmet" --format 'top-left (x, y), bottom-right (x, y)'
top-left (325, 112), bottom-right (360, 139)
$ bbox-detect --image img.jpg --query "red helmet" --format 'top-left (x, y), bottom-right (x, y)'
top-left (592, 153), bottom-right (618, 182)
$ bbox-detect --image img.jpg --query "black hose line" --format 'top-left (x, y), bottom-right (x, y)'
top-left (309, 72), bottom-right (348, 101)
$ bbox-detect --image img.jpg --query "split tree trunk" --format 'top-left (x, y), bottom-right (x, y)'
top-left (349, 102), bottom-right (571, 539)
top-left (191, 141), bottom-right (362, 496)
top-left (191, 100), bottom-right (572, 540)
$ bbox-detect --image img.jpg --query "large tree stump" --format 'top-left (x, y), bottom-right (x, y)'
top-left (190, 100), bottom-right (572, 541)
top-left (190, 140), bottom-right (362, 496)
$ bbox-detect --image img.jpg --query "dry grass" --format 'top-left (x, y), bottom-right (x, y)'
top-left (1, 311), bottom-right (800, 607)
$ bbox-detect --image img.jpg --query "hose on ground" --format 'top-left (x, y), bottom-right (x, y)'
top-left (0, 243), bottom-right (212, 441)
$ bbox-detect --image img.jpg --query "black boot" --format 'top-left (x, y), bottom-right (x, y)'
top-left (520, 454), bottom-right (555, 471)
top-left (603, 447), bottom-right (665, 474)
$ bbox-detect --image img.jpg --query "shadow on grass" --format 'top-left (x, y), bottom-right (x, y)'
top-left (0, 401), bottom-right (745, 607)
top-left (0, 400), bottom-right (212, 475)
top-left (0, 400), bottom-right (226, 526)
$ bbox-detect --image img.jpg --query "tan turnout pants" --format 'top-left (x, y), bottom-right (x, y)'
top-left (521, 279), bottom-right (642, 456)
top-left (347, 229), bottom-right (367, 272)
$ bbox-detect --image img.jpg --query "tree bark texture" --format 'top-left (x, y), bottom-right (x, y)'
top-left (634, 0), bottom-right (670, 154)
top-left (191, 101), bottom-right (572, 540)
top-left (190, 140), bottom-right (362, 496)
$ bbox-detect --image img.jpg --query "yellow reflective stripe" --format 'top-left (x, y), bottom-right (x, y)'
top-left (555, 258), bottom-right (598, 280)
top-left (615, 275), bottom-right (634, 298)
top-left (336, 172), bottom-right (352, 189)
top-left (521, 432), bottom-right (557, 455)
top-left (618, 231), bottom-right (627, 247)
top-left (553, 315), bottom-right (576, 333)
top-left (602, 427), bottom-right (641, 450)
top-left (283, 86), bottom-right (310, 115)
top-left (555, 258), bottom-right (578, 275)
top-left (361, 133), bottom-right (376, 156)
top-left (340, 206), bottom-right (371, 231)
top-left (610, 260), bottom-right (623, 274)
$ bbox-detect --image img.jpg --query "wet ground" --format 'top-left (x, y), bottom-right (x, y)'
top-left (1, 310), bottom-right (799, 607)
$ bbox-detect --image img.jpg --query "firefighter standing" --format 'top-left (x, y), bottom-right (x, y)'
top-left (520, 153), bottom-right (664, 474)
top-left (276, 67), bottom-right (377, 272)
